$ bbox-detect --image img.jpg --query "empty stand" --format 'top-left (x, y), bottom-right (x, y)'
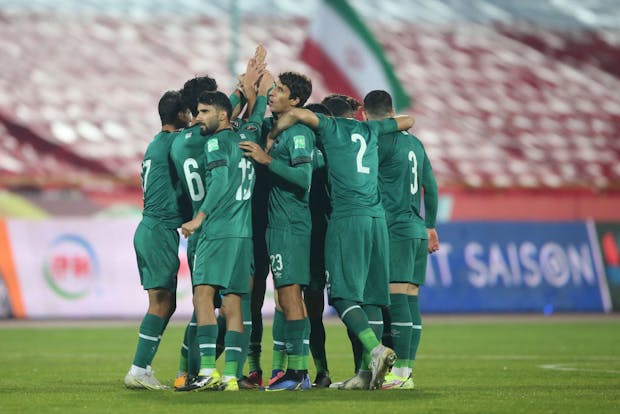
top-left (0, 4), bottom-right (619, 192)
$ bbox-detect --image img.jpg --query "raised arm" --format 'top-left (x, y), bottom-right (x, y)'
top-left (231, 44), bottom-right (267, 120)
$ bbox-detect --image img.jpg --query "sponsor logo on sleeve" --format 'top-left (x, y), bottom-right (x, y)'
top-left (207, 139), bottom-right (220, 152)
top-left (293, 135), bottom-right (306, 149)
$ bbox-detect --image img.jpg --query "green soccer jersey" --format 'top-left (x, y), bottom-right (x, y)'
top-left (315, 114), bottom-right (398, 219)
top-left (170, 124), bottom-right (208, 216)
top-left (378, 131), bottom-right (438, 240)
top-left (266, 121), bottom-right (315, 235)
top-left (198, 129), bottom-right (255, 239)
top-left (140, 131), bottom-right (184, 228)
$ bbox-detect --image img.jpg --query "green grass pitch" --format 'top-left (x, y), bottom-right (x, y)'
top-left (1, 316), bottom-right (618, 413)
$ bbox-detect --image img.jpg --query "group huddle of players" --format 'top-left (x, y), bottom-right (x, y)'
top-left (124, 45), bottom-right (439, 393)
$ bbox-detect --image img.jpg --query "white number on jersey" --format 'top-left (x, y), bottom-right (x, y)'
top-left (351, 133), bottom-right (370, 174)
top-left (141, 159), bottom-right (151, 193)
top-left (183, 158), bottom-right (205, 201)
top-left (408, 150), bottom-right (419, 195)
top-left (235, 158), bottom-right (254, 201)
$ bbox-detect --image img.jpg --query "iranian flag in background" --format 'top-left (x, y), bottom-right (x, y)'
top-left (300, 0), bottom-right (410, 111)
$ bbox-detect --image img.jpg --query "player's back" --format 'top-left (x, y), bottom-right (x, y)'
top-left (169, 124), bottom-right (208, 215)
top-left (315, 115), bottom-right (383, 219)
top-left (141, 131), bottom-right (183, 228)
top-left (378, 131), bottom-right (431, 240)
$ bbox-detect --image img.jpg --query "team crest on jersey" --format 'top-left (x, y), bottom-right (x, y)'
top-left (207, 139), bottom-right (220, 152)
top-left (185, 132), bottom-right (192, 139)
top-left (293, 135), bottom-right (306, 149)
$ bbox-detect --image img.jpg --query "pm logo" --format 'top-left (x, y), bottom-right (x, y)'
top-left (43, 234), bottom-right (100, 300)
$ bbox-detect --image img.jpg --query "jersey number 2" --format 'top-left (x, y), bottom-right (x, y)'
top-left (351, 134), bottom-right (370, 174)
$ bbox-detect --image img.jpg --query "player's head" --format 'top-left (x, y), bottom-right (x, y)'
top-left (196, 91), bottom-right (232, 136)
top-left (322, 93), bottom-right (362, 112)
top-left (158, 90), bottom-right (190, 129)
top-left (269, 71), bottom-right (312, 114)
top-left (321, 96), bottom-right (355, 118)
top-left (180, 75), bottom-right (218, 117)
top-left (363, 90), bottom-right (394, 120)
top-left (304, 103), bottom-right (332, 117)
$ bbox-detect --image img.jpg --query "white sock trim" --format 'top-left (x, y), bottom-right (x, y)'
top-left (138, 333), bottom-right (160, 342)
top-left (340, 305), bottom-right (361, 319)
top-left (199, 343), bottom-right (217, 349)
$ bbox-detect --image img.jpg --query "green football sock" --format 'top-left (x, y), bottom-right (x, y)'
top-left (272, 309), bottom-right (287, 371)
top-left (362, 305), bottom-right (384, 349)
top-left (347, 328), bottom-right (363, 373)
top-left (389, 294), bottom-right (412, 368)
top-left (334, 300), bottom-right (370, 338)
top-left (358, 328), bottom-right (380, 371)
top-left (187, 314), bottom-right (200, 376)
top-left (334, 300), bottom-right (379, 367)
top-left (197, 324), bottom-right (218, 371)
top-left (132, 313), bottom-right (164, 368)
top-left (178, 322), bottom-right (190, 372)
top-left (285, 319), bottom-right (307, 370)
top-left (224, 330), bottom-right (243, 378)
top-left (238, 294), bottom-right (252, 378)
top-left (409, 295), bottom-right (422, 370)
top-left (381, 303), bottom-right (393, 348)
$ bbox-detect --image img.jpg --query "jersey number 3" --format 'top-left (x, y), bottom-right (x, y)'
top-left (409, 150), bottom-right (418, 195)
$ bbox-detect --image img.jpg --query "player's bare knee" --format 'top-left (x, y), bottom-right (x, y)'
top-left (389, 282), bottom-right (408, 294)
top-left (407, 284), bottom-right (419, 296)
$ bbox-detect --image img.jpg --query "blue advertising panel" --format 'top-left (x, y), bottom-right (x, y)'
top-left (420, 222), bottom-right (606, 313)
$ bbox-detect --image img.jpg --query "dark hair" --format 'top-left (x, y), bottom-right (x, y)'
top-left (198, 91), bottom-right (232, 120)
top-left (180, 75), bottom-right (218, 116)
top-left (279, 71), bottom-right (312, 107)
top-left (158, 90), bottom-right (185, 125)
top-left (304, 103), bottom-right (332, 117)
top-left (322, 94), bottom-right (361, 111)
top-left (322, 97), bottom-right (354, 118)
top-left (363, 90), bottom-right (393, 118)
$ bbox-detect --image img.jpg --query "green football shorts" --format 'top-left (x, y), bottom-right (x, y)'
top-left (325, 216), bottom-right (389, 306)
top-left (266, 227), bottom-right (310, 288)
top-left (133, 217), bottom-right (180, 291)
top-left (388, 238), bottom-right (428, 285)
top-left (192, 237), bottom-right (252, 295)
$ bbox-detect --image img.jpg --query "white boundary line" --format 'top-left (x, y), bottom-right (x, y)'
top-left (539, 363), bottom-right (620, 374)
